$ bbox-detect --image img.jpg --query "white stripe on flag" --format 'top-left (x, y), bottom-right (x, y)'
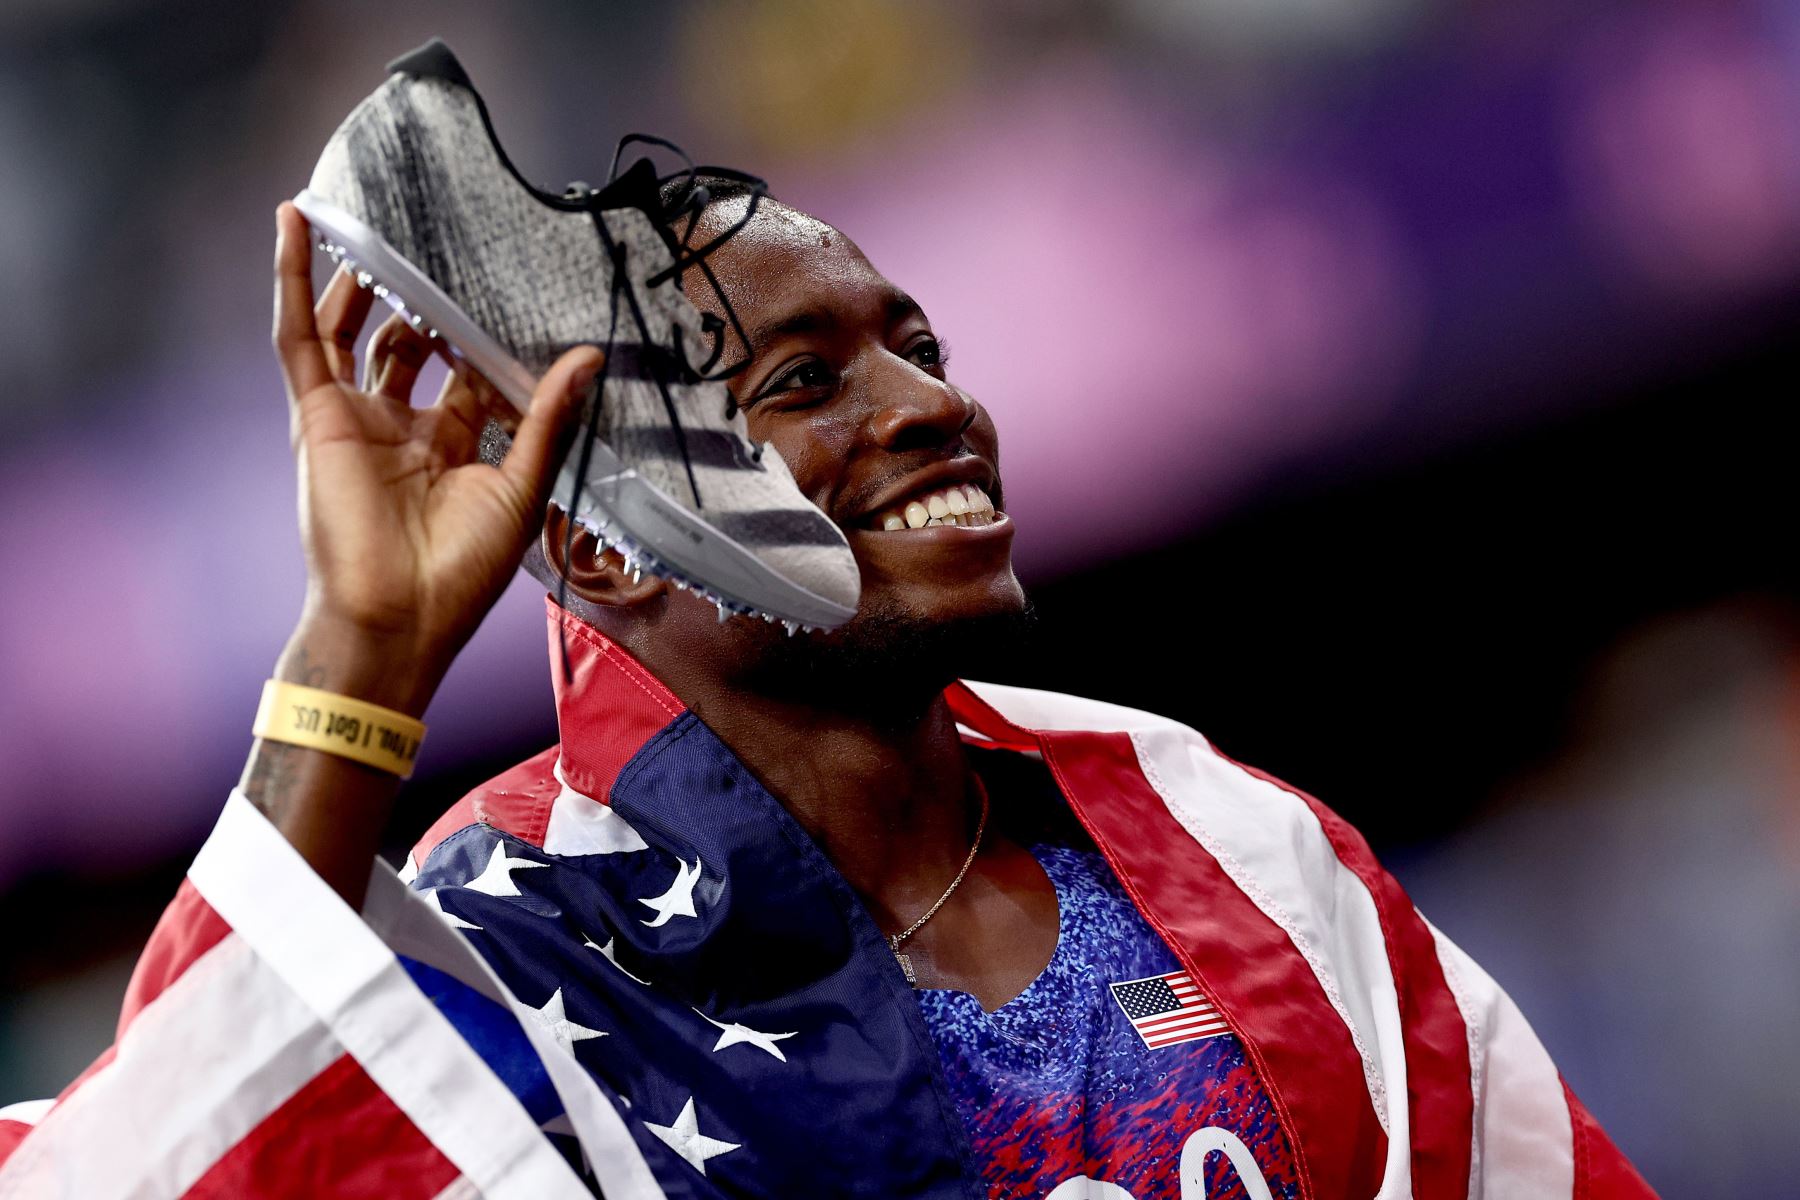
top-left (428, 1177), bottom-right (482, 1200)
top-left (1146, 1024), bottom-right (1232, 1048)
top-left (0, 1100), bottom-right (52, 1127)
top-left (1137, 1014), bottom-right (1224, 1036)
top-left (1141, 1014), bottom-right (1228, 1036)
top-left (191, 790), bottom-right (593, 1199)
top-left (0, 934), bottom-right (341, 1199)
top-left (1427, 921), bottom-right (1574, 1200)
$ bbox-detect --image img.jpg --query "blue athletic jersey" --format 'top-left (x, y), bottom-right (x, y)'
top-left (916, 830), bottom-right (1301, 1200)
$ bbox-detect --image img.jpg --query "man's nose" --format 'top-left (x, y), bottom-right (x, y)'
top-left (866, 357), bottom-right (975, 452)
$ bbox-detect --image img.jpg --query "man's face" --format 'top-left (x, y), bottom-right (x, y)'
top-left (685, 198), bottom-right (1026, 637)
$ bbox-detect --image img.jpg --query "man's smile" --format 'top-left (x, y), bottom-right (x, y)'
top-left (849, 458), bottom-right (1005, 534)
top-left (866, 482), bottom-right (998, 530)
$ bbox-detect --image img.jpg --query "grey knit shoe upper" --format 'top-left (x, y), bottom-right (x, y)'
top-left (296, 40), bottom-right (859, 629)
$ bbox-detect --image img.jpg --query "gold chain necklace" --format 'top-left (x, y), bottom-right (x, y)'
top-left (887, 777), bottom-right (990, 986)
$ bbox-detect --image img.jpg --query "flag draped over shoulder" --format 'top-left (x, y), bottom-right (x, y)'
top-left (0, 791), bottom-right (664, 1200)
top-left (944, 680), bottom-right (1656, 1200)
top-left (0, 607), bottom-right (1656, 1198)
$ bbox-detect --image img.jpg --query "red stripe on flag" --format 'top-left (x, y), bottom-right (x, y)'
top-left (0, 1121), bottom-right (31, 1171)
top-left (1229, 758), bottom-right (1474, 1200)
top-left (186, 1053), bottom-right (461, 1200)
top-left (1563, 1079), bottom-right (1658, 1199)
top-left (1146, 1027), bottom-right (1230, 1048)
top-left (548, 601), bottom-right (687, 808)
top-left (1143, 1016), bottom-right (1229, 1032)
top-left (117, 881), bottom-right (231, 1038)
top-left (1139, 1011), bottom-right (1216, 1032)
top-left (1036, 728), bottom-right (1388, 1200)
top-left (1143, 1013), bottom-right (1229, 1029)
top-left (1138, 1005), bottom-right (1223, 1025)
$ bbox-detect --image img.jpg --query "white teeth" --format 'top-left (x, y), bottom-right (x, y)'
top-left (873, 485), bottom-right (999, 532)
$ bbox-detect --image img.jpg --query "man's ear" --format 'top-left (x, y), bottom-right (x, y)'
top-left (541, 507), bottom-right (668, 610)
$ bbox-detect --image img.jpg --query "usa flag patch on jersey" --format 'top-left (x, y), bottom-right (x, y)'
top-left (1110, 971), bottom-right (1231, 1050)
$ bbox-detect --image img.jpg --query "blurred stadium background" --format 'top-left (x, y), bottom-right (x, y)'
top-left (2, 1), bottom-right (1796, 1193)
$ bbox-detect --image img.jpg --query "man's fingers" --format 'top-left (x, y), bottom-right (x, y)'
top-left (316, 265), bottom-right (376, 386)
top-left (435, 360), bottom-right (516, 439)
top-left (499, 346), bottom-right (605, 509)
top-left (271, 204), bottom-right (333, 401)
top-left (363, 313), bottom-right (435, 401)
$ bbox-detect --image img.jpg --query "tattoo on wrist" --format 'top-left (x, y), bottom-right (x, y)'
top-left (286, 644), bottom-right (329, 688)
top-left (241, 739), bottom-right (301, 820)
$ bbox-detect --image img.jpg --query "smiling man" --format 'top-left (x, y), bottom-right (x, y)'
top-left (0, 144), bottom-right (1654, 1200)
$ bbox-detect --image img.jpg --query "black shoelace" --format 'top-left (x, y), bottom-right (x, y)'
top-left (554, 136), bottom-right (769, 681)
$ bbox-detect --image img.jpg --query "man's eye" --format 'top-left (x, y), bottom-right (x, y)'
top-left (766, 360), bottom-right (834, 394)
top-left (908, 338), bottom-right (949, 371)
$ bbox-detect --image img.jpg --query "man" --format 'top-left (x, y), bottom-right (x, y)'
top-left (0, 178), bottom-right (1653, 1198)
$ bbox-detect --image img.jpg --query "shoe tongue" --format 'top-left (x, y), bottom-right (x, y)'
top-left (590, 157), bottom-right (663, 220)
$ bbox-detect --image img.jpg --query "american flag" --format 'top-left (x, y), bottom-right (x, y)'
top-left (0, 610), bottom-right (1658, 1198)
top-left (1110, 971), bottom-right (1230, 1050)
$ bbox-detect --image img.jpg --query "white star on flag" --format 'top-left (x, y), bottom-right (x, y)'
top-left (644, 1095), bottom-right (740, 1175)
top-left (423, 888), bottom-right (481, 931)
top-left (584, 934), bottom-right (652, 985)
top-left (528, 987), bottom-right (606, 1054)
top-left (695, 1009), bottom-right (796, 1062)
top-left (464, 841), bottom-right (547, 898)
top-left (638, 856), bottom-right (703, 927)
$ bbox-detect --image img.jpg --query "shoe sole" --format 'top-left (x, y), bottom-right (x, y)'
top-left (293, 188), bottom-right (856, 631)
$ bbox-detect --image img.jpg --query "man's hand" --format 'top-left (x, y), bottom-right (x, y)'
top-left (242, 203), bottom-right (602, 902)
top-left (272, 201), bottom-right (602, 704)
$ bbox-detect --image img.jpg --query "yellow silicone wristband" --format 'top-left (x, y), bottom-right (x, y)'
top-left (251, 680), bottom-right (427, 779)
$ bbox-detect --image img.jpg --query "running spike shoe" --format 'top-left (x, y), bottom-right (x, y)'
top-left (294, 39), bottom-right (859, 631)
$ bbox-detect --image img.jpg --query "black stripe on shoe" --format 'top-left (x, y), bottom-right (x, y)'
top-left (712, 510), bottom-right (847, 547)
top-left (512, 340), bottom-right (695, 384)
top-left (607, 426), bottom-right (762, 472)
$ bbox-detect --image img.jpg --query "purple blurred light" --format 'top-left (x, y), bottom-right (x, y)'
top-left (789, 74), bottom-right (1424, 574)
top-left (1565, 9), bottom-right (1800, 294)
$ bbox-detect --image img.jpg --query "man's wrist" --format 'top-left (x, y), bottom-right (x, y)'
top-left (277, 609), bottom-right (450, 719)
